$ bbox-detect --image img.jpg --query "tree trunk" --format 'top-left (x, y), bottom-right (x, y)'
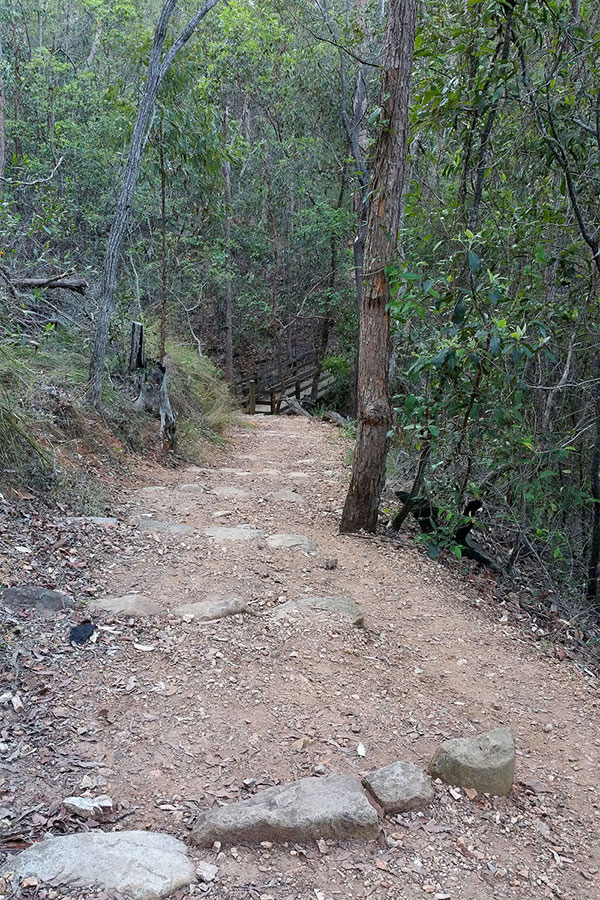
top-left (222, 105), bottom-right (234, 382)
top-left (0, 21), bottom-right (5, 188)
top-left (133, 361), bottom-right (177, 451)
top-left (587, 361), bottom-right (600, 607)
top-left (129, 321), bottom-right (146, 372)
top-left (311, 313), bottom-right (330, 404)
top-left (11, 19), bottom-right (22, 161)
top-left (159, 122), bottom-right (167, 365)
top-left (340, 0), bottom-right (418, 534)
top-left (311, 164), bottom-right (346, 404)
top-left (86, 0), bottom-right (221, 405)
top-left (468, 4), bottom-right (514, 233)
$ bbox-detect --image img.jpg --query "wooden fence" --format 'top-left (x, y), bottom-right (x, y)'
top-left (236, 350), bottom-right (335, 414)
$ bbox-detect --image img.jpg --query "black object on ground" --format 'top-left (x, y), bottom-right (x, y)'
top-left (69, 621), bottom-right (97, 646)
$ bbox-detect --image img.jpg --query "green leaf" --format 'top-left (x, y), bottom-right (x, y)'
top-left (453, 300), bottom-right (466, 323)
top-left (468, 250), bottom-right (480, 273)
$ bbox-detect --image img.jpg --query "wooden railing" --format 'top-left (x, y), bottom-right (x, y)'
top-left (236, 351), bottom-right (335, 414)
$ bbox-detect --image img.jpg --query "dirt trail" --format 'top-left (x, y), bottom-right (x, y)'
top-left (5, 415), bottom-right (600, 899)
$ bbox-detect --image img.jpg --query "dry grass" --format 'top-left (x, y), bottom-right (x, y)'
top-left (0, 328), bottom-right (239, 500)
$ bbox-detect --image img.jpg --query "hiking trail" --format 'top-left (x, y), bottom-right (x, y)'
top-left (3, 415), bottom-right (599, 899)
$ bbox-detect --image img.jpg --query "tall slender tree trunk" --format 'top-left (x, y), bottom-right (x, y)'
top-left (222, 105), bottom-right (234, 382)
top-left (11, 19), bottom-right (22, 161)
top-left (587, 355), bottom-right (600, 607)
top-left (311, 164), bottom-right (346, 403)
top-left (468, 4), bottom-right (513, 233)
top-left (0, 21), bottom-right (5, 188)
top-left (86, 0), bottom-right (221, 405)
top-left (340, 0), bottom-right (418, 534)
top-left (159, 122), bottom-right (167, 365)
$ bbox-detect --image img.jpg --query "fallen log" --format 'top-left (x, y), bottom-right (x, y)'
top-left (325, 410), bottom-right (348, 427)
top-left (285, 397), bottom-right (313, 419)
top-left (12, 275), bottom-right (88, 294)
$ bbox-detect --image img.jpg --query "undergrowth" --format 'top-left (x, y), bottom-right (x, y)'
top-left (0, 326), bottom-right (238, 504)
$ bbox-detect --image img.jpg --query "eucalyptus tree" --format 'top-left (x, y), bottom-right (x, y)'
top-left (340, 0), bottom-right (418, 533)
top-left (87, 0), bottom-right (222, 405)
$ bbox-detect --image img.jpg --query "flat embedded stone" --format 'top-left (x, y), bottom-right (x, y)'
top-left (203, 526), bottom-right (265, 543)
top-left (1, 585), bottom-right (74, 614)
top-left (273, 595), bottom-right (363, 627)
top-left (191, 775), bottom-right (379, 847)
top-left (270, 490), bottom-right (307, 504)
top-left (175, 597), bottom-right (249, 621)
top-left (12, 830), bottom-right (196, 900)
top-left (266, 533), bottom-right (316, 551)
top-left (212, 486), bottom-right (250, 499)
top-left (179, 484), bottom-right (206, 494)
top-left (64, 516), bottom-right (118, 526)
top-left (362, 762), bottom-right (434, 814)
top-left (91, 594), bottom-right (161, 617)
top-left (428, 727), bottom-right (515, 796)
top-left (137, 519), bottom-right (195, 535)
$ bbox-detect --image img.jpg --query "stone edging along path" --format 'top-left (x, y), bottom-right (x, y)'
top-left (10, 728), bottom-right (515, 899)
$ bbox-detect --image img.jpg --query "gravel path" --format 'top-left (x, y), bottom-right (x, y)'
top-left (2, 414), bottom-right (599, 899)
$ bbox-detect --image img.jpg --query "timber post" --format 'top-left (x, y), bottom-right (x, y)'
top-left (248, 379), bottom-right (256, 414)
top-left (129, 321), bottom-right (146, 372)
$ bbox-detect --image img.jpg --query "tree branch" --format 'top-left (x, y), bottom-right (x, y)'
top-left (159, 0), bottom-right (222, 83)
top-left (0, 156), bottom-right (64, 186)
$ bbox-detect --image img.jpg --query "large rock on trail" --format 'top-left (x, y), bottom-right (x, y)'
top-left (12, 830), bottom-right (196, 900)
top-left (428, 727), bottom-right (515, 796)
top-left (362, 761), bottom-right (434, 814)
top-left (272, 595), bottom-right (364, 627)
top-left (191, 775), bottom-right (379, 846)
top-left (1, 585), bottom-right (74, 614)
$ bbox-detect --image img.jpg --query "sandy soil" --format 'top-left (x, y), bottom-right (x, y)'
top-left (1, 414), bottom-right (599, 900)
